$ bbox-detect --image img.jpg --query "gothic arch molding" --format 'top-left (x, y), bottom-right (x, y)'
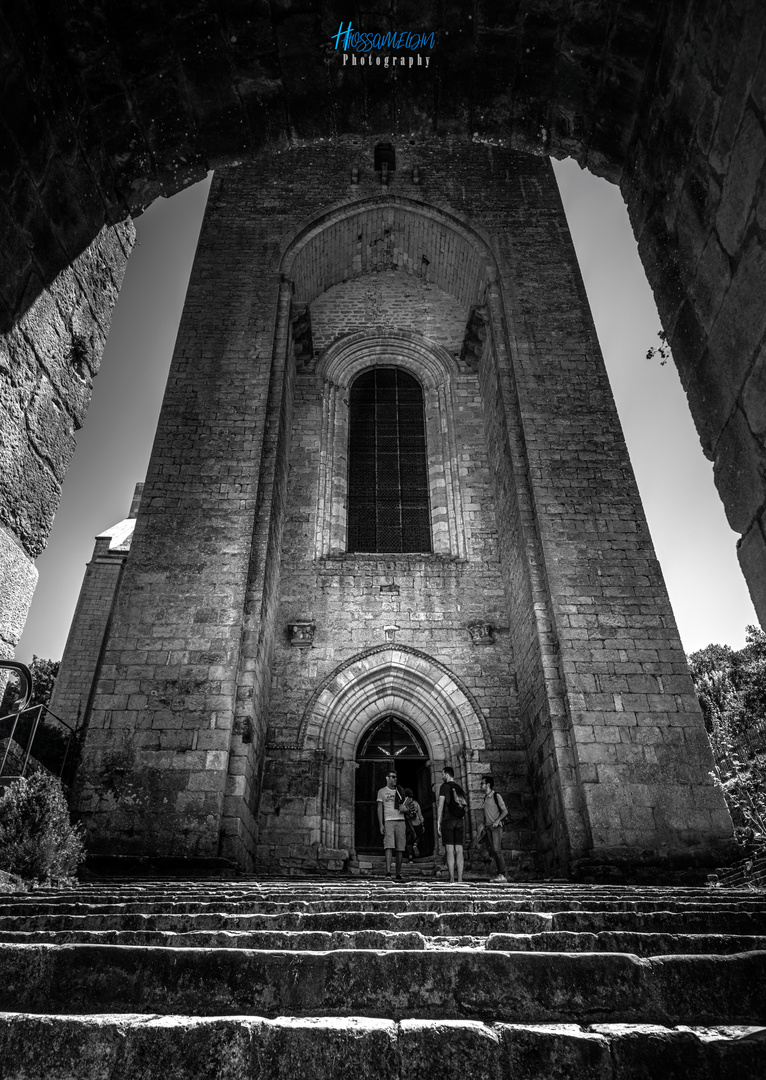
top-left (277, 197), bottom-right (497, 564)
top-left (313, 331), bottom-right (467, 558)
top-left (278, 194), bottom-right (498, 309)
top-left (301, 644), bottom-right (489, 753)
top-left (298, 645), bottom-right (490, 850)
top-left (316, 328), bottom-right (459, 388)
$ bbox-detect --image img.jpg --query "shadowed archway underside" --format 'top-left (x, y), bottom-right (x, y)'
top-left (3, 1), bottom-right (766, 660)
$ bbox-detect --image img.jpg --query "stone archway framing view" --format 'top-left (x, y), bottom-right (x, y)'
top-left (3, 3), bottom-right (766, 649)
top-left (55, 141), bottom-right (737, 876)
top-left (1, 3), bottom-right (763, 878)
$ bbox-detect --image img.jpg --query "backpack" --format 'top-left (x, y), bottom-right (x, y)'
top-left (396, 787), bottom-right (416, 820)
top-left (491, 790), bottom-right (506, 828)
top-left (448, 782), bottom-right (467, 818)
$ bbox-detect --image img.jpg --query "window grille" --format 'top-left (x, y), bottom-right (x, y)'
top-left (357, 716), bottom-right (428, 760)
top-left (347, 368), bottom-right (432, 552)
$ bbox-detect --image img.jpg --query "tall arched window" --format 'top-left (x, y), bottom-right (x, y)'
top-left (347, 368), bottom-right (432, 552)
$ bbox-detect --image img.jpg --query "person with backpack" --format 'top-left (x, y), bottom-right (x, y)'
top-left (437, 765), bottom-right (468, 884)
top-left (479, 774), bottom-right (508, 882)
top-left (403, 787), bottom-right (424, 862)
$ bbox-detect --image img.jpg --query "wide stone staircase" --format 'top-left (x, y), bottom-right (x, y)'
top-left (0, 878), bottom-right (765, 1077)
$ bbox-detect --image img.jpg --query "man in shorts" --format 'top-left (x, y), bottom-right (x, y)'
top-left (437, 765), bottom-right (466, 884)
top-left (377, 770), bottom-right (406, 881)
top-left (480, 774), bottom-right (508, 882)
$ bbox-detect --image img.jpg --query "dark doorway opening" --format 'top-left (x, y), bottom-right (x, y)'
top-left (354, 715), bottom-right (434, 855)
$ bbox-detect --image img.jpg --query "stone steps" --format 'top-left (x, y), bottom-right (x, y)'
top-left (1, 942), bottom-right (765, 1023)
top-left (5, 893), bottom-right (766, 916)
top-left (0, 879), bottom-right (764, 1077)
top-left (0, 1013), bottom-right (763, 1079)
top-left (0, 928), bottom-right (764, 955)
top-left (3, 907), bottom-right (766, 934)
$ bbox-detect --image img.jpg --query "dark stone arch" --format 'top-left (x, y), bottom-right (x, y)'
top-left (3, 1), bottom-right (766, 659)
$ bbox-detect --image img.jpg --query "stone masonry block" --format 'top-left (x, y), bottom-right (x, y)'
top-left (742, 343), bottom-right (766, 437)
top-left (717, 108), bottom-right (766, 257)
top-left (0, 524), bottom-right (37, 651)
top-left (708, 233), bottom-right (766, 400)
top-left (738, 517), bottom-right (766, 626)
top-left (713, 406), bottom-right (766, 533)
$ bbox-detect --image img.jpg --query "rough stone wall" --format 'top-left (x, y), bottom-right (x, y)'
top-left (310, 275), bottom-right (468, 356)
top-left (258, 271), bottom-right (535, 869)
top-left (74, 140), bottom-right (734, 873)
top-left (487, 163), bottom-right (733, 867)
top-left (0, 0), bottom-right (664, 330)
top-left (478, 305), bottom-right (577, 870)
top-left (622, 1), bottom-right (766, 624)
top-left (76, 175), bottom-right (283, 860)
top-left (0, 222), bottom-right (134, 659)
top-left (48, 537), bottom-right (126, 732)
top-left (4, 1), bottom-right (766, 656)
top-left (221, 284), bottom-right (297, 869)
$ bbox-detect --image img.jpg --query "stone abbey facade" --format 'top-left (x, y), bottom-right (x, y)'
top-left (58, 142), bottom-right (734, 875)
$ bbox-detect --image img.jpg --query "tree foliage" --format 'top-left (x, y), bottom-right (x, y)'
top-left (689, 626), bottom-right (766, 750)
top-left (689, 626), bottom-right (766, 853)
top-left (0, 655), bottom-right (60, 715)
top-left (0, 773), bottom-right (85, 884)
top-left (646, 329), bottom-right (671, 366)
top-left (0, 657), bottom-right (70, 777)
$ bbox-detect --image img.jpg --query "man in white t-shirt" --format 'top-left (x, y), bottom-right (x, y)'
top-left (377, 770), bottom-right (406, 881)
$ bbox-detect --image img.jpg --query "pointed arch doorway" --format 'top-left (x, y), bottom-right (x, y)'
top-left (354, 716), bottom-right (435, 856)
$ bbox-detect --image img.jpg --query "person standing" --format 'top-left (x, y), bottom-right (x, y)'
top-left (377, 770), bottom-right (406, 881)
top-left (437, 765), bottom-right (467, 884)
top-left (480, 774), bottom-right (508, 882)
top-left (403, 786), bottom-right (424, 862)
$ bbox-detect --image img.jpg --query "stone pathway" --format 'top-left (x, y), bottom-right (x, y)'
top-left (0, 878), bottom-right (764, 1077)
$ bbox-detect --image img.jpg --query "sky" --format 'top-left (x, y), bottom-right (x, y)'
top-left (15, 157), bottom-right (757, 664)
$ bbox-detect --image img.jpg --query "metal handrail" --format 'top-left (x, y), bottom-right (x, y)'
top-left (0, 660), bottom-right (32, 712)
top-left (0, 660), bottom-right (33, 778)
top-left (0, 665), bottom-right (80, 786)
top-left (0, 699), bottom-right (79, 784)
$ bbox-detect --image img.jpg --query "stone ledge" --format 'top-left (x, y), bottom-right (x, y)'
top-left (1, 944), bottom-right (764, 1024)
top-left (0, 1015), bottom-right (764, 1080)
top-left (83, 856), bottom-right (240, 880)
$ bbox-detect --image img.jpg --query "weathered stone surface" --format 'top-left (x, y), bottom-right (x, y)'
top-left (713, 407), bottom-right (766, 534)
top-left (68, 145), bottom-right (731, 877)
top-left (501, 1023), bottom-right (612, 1080)
top-left (0, 221), bottom-right (134, 567)
top-left (738, 518), bottom-right (766, 626)
top-left (1, 1), bottom-right (766, 637)
top-left (0, 1014), bottom-right (763, 1080)
top-left (0, 880), bottom-right (765, 1077)
top-left (0, 941), bottom-right (764, 1023)
top-left (0, 881), bottom-right (760, 1075)
top-left (0, 526), bottom-right (37, 655)
top-left (593, 1022), bottom-right (766, 1080)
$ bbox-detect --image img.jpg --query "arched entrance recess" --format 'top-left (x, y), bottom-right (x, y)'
top-left (5, 8), bottom-right (766, 681)
top-left (298, 645), bottom-right (489, 854)
top-left (355, 716), bottom-right (434, 856)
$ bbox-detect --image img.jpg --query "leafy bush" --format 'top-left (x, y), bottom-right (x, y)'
top-left (0, 773), bottom-right (85, 883)
top-left (690, 626), bottom-right (766, 753)
top-left (708, 735), bottom-right (766, 855)
top-left (0, 655), bottom-right (60, 713)
top-left (689, 627), bottom-right (766, 855)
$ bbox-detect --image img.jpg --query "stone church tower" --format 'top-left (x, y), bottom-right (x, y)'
top-left (72, 140), bottom-right (735, 876)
